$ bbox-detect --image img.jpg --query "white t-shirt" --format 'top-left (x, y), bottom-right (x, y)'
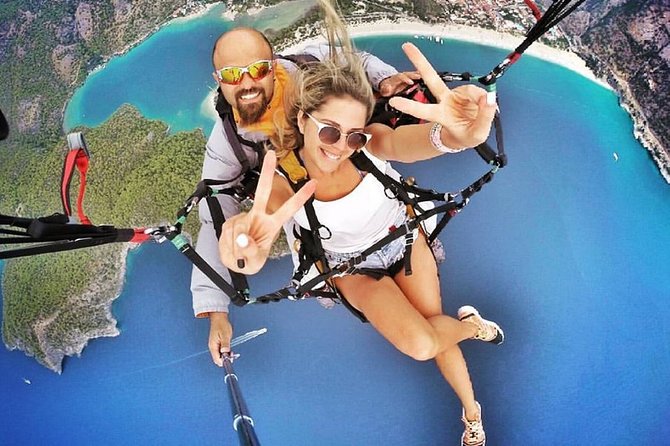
top-left (290, 149), bottom-right (406, 253)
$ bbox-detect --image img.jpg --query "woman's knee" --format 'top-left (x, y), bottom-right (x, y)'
top-left (397, 330), bottom-right (439, 361)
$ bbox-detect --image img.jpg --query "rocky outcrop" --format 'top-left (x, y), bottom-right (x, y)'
top-left (16, 97), bottom-right (42, 134)
top-left (75, 2), bottom-right (95, 42)
top-left (52, 44), bottom-right (79, 84)
top-left (2, 244), bottom-right (129, 374)
top-left (112, 0), bottom-right (133, 23)
top-left (562, 0), bottom-right (670, 182)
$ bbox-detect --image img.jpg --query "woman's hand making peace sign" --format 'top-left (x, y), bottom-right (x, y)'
top-left (388, 43), bottom-right (497, 150)
top-left (218, 154), bottom-right (317, 274)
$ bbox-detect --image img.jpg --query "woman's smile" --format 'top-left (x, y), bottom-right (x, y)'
top-left (320, 146), bottom-right (344, 161)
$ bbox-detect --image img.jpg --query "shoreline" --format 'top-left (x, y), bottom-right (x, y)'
top-left (69, 3), bottom-right (221, 103)
top-left (64, 1), bottom-right (221, 132)
top-left (280, 18), bottom-right (669, 184)
top-left (3, 244), bottom-right (132, 374)
top-left (280, 19), bottom-right (613, 91)
top-left (612, 71), bottom-right (670, 184)
top-left (106, 2), bottom-right (220, 62)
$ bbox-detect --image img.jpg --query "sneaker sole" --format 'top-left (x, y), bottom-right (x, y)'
top-left (458, 305), bottom-right (504, 345)
top-left (461, 438), bottom-right (486, 446)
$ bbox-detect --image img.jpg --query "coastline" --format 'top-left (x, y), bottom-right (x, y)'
top-left (280, 20), bottom-right (613, 91)
top-left (64, 1), bottom-right (221, 131)
top-left (77, 3), bottom-right (221, 92)
top-left (281, 18), bottom-right (670, 183)
top-left (612, 72), bottom-right (670, 184)
top-left (3, 244), bottom-right (133, 374)
top-left (4, 104), bottom-right (206, 374)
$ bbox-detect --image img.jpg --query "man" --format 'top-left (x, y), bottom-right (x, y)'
top-left (192, 27), bottom-right (418, 367)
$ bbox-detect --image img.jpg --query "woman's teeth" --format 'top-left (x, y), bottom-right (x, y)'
top-left (322, 148), bottom-right (341, 160)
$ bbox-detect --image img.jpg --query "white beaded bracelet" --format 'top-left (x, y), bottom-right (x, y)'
top-left (429, 122), bottom-right (463, 154)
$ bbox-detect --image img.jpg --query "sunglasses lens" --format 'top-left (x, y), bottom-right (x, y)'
top-left (318, 126), bottom-right (341, 145)
top-left (219, 68), bottom-right (242, 84)
top-left (248, 61), bottom-right (271, 80)
top-left (346, 132), bottom-right (368, 150)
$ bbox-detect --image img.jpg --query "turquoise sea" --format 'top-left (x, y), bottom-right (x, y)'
top-left (3, 5), bottom-right (670, 445)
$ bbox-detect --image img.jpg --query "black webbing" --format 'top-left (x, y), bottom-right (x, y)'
top-left (518, 0), bottom-right (586, 54)
top-left (0, 233), bottom-right (134, 259)
top-left (215, 90), bottom-right (266, 172)
top-left (0, 108), bottom-right (8, 141)
top-left (169, 234), bottom-right (247, 306)
top-left (206, 196), bottom-right (250, 296)
top-left (1, 212), bottom-right (141, 259)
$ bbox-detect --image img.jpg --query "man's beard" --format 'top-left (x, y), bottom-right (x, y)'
top-left (235, 88), bottom-right (269, 125)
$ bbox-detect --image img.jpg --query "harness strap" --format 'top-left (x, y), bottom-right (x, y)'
top-left (207, 195), bottom-right (250, 297)
top-left (168, 232), bottom-right (248, 306)
top-left (276, 150), bottom-right (334, 279)
top-left (214, 90), bottom-right (265, 174)
top-left (349, 151), bottom-right (423, 275)
top-left (0, 212), bottom-right (148, 259)
top-left (274, 150), bottom-right (368, 321)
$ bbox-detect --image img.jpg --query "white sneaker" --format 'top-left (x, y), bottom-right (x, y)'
top-left (461, 401), bottom-right (486, 446)
top-left (458, 306), bottom-right (504, 345)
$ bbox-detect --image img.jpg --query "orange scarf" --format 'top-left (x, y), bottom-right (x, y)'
top-left (233, 63), bottom-right (290, 137)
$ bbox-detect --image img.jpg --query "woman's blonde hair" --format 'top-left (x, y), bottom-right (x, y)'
top-left (271, 0), bottom-right (376, 159)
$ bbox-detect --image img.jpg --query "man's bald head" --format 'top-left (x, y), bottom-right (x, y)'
top-left (211, 27), bottom-right (276, 126)
top-left (212, 27), bottom-right (273, 69)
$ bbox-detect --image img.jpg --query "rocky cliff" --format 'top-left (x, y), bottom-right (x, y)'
top-left (561, 0), bottom-right (670, 182)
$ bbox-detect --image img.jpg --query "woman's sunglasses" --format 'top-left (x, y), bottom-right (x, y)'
top-left (305, 112), bottom-right (371, 151)
top-left (215, 60), bottom-right (273, 85)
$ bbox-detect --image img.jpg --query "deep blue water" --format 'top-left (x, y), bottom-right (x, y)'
top-left (4, 8), bottom-right (670, 446)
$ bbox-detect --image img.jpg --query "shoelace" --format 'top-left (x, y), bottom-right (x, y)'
top-left (474, 322), bottom-right (493, 341)
top-left (463, 418), bottom-right (485, 442)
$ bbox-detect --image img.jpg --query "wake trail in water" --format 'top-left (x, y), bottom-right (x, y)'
top-left (116, 328), bottom-right (268, 378)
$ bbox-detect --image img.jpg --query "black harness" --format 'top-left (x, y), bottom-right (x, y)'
top-left (187, 48), bottom-right (508, 321)
top-left (0, 74), bottom-right (507, 321)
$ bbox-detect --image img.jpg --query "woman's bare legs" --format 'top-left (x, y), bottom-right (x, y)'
top-left (334, 235), bottom-right (481, 419)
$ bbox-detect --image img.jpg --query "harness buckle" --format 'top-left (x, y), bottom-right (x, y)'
top-left (286, 280), bottom-right (301, 300)
top-left (144, 225), bottom-right (177, 242)
top-left (316, 224), bottom-right (332, 240)
top-left (384, 186), bottom-right (398, 199)
top-left (185, 197), bottom-right (199, 214)
top-left (404, 226), bottom-right (415, 246)
top-left (336, 262), bottom-right (356, 275)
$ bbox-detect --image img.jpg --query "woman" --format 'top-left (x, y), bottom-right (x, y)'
top-left (218, 2), bottom-right (502, 444)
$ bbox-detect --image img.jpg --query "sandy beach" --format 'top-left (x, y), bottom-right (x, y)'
top-left (280, 19), bottom-right (612, 91)
top-left (171, 2), bottom-right (220, 24)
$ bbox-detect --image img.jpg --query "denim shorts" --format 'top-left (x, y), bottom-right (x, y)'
top-left (323, 213), bottom-right (416, 275)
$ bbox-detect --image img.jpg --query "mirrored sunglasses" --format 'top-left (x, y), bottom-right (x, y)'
top-left (305, 112), bottom-right (371, 151)
top-left (215, 60), bottom-right (273, 85)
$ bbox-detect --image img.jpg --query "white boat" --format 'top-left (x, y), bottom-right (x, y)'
top-left (22, 377), bottom-right (31, 385)
top-left (613, 152), bottom-right (619, 161)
